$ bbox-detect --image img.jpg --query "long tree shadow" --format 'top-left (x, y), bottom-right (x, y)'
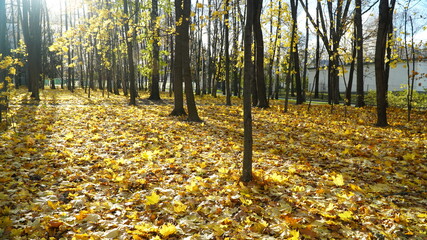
top-left (0, 91), bottom-right (64, 238)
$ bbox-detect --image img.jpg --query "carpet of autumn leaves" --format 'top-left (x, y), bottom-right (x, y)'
top-left (1, 89), bottom-right (426, 240)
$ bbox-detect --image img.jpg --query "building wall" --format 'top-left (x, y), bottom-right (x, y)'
top-left (307, 61), bottom-right (427, 92)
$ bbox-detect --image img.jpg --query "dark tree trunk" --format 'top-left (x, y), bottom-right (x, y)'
top-left (375, 0), bottom-right (395, 126)
top-left (232, 0), bottom-right (240, 97)
top-left (224, 0), bottom-right (231, 106)
top-left (314, 5), bottom-right (320, 98)
top-left (148, 0), bottom-right (161, 100)
top-left (206, 3), bottom-right (212, 95)
top-left (124, 0), bottom-right (137, 105)
top-left (253, 0), bottom-right (268, 108)
top-left (0, 0), bottom-right (7, 96)
top-left (268, 0), bottom-right (281, 100)
top-left (301, 0), bottom-right (309, 102)
top-left (170, 0), bottom-right (186, 116)
top-left (242, 0), bottom-right (254, 182)
top-left (182, 0), bottom-right (201, 122)
top-left (355, 0), bottom-right (365, 107)
top-left (346, 50), bottom-right (356, 106)
top-left (290, 0), bottom-right (303, 104)
top-left (22, 0), bottom-right (42, 100)
top-left (346, 25), bottom-right (357, 106)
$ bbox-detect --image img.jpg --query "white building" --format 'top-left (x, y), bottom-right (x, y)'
top-left (307, 61), bottom-right (427, 92)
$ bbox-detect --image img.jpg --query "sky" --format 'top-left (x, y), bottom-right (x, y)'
top-left (42, 0), bottom-right (427, 43)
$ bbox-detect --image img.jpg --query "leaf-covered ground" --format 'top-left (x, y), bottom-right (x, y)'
top-left (1, 89), bottom-right (426, 239)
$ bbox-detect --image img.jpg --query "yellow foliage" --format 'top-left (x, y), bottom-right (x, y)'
top-left (145, 191), bottom-right (160, 206)
top-left (338, 211), bottom-right (353, 222)
top-left (332, 174), bottom-right (345, 186)
top-left (173, 200), bottom-right (188, 213)
top-left (159, 223), bottom-right (177, 237)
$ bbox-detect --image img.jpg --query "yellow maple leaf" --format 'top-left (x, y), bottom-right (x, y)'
top-left (338, 211), bottom-right (353, 221)
top-left (1, 216), bottom-right (13, 227)
top-left (185, 181), bottom-right (199, 192)
top-left (73, 233), bottom-right (91, 240)
top-left (9, 67), bottom-right (16, 75)
top-left (75, 210), bottom-right (90, 221)
top-left (402, 153), bottom-right (416, 161)
top-left (332, 174), bottom-right (345, 186)
top-left (48, 200), bottom-right (59, 210)
top-left (341, 148), bottom-right (351, 155)
top-left (135, 222), bottom-right (154, 233)
top-left (159, 223), bottom-right (177, 237)
top-left (288, 230), bottom-right (300, 240)
top-left (145, 191), bottom-right (160, 206)
top-left (349, 184), bottom-right (362, 192)
top-left (173, 200), bottom-right (187, 213)
top-left (325, 203), bottom-right (335, 212)
top-left (64, 132), bottom-right (74, 141)
top-left (34, 133), bottom-right (47, 140)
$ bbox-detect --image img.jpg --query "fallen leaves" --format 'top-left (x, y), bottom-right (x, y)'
top-left (0, 89), bottom-right (426, 239)
top-left (146, 191), bottom-right (160, 206)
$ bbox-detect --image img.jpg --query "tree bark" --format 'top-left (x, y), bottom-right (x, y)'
top-left (355, 0), bottom-right (365, 107)
top-left (224, 0), bottom-right (231, 106)
top-left (242, 0), bottom-right (254, 182)
top-left (253, 0), bottom-right (268, 108)
top-left (182, 0), bottom-right (201, 122)
top-left (124, 0), bottom-right (137, 105)
top-left (149, 0), bottom-right (161, 100)
top-left (375, 0), bottom-right (395, 126)
top-left (22, 0), bottom-right (42, 100)
top-left (0, 0), bottom-right (8, 96)
top-left (170, 0), bottom-right (186, 116)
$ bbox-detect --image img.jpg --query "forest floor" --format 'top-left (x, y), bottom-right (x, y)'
top-left (0, 89), bottom-right (426, 239)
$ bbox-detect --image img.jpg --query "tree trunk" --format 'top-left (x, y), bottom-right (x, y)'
top-left (355, 0), bottom-right (365, 107)
top-left (375, 0), bottom-right (395, 127)
top-left (124, 0), bottom-right (137, 105)
top-left (170, 0), bottom-right (186, 116)
top-left (224, 0), bottom-right (231, 106)
top-left (22, 0), bottom-right (42, 100)
top-left (182, 0), bottom-right (201, 122)
top-left (301, 0), bottom-right (309, 102)
top-left (149, 0), bottom-right (161, 100)
top-left (314, 5), bottom-right (320, 98)
top-left (253, 0), bottom-right (268, 108)
top-left (291, 0), bottom-right (303, 104)
top-left (346, 26), bottom-right (357, 106)
top-left (0, 0), bottom-right (7, 96)
top-left (242, 0), bottom-right (254, 183)
top-left (207, 2), bottom-right (212, 95)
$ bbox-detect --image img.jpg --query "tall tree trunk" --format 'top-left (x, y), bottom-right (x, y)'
top-left (170, 0), bottom-right (186, 116)
top-left (207, 1), bottom-right (212, 95)
top-left (269, 0), bottom-right (281, 100)
top-left (22, 0), bottom-right (42, 100)
top-left (149, 0), bottom-right (161, 100)
top-left (291, 0), bottom-right (304, 104)
top-left (301, 0), bottom-right (309, 102)
top-left (0, 0), bottom-right (7, 95)
top-left (232, 0), bottom-right (240, 97)
top-left (355, 0), bottom-right (365, 107)
top-left (313, 5), bottom-right (320, 98)
top-left (375, 0), bottom-right (395, 126)
top-left (253, 0), bottom-right (268, 108)
top-left (242, 0), bottom-right (254, 182)
top-left (224, 0), bottom-right (231, 106)
top-left (346, 46), bottom-right (356, 106)
top-left (59, 0), bottom-right (64, 89)
top-left (124, 0), bottom-right (137, 105)
top-left (182, 0), bottom-right (201, 122)
top-left (65, 0), bottom-right (73, 92)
